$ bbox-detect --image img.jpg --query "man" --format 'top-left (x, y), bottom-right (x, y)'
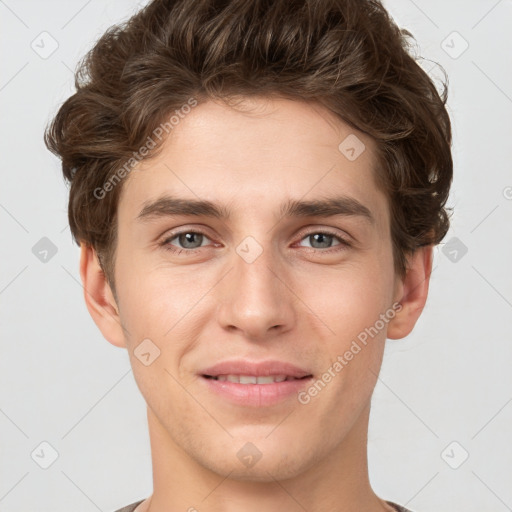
top-left (45, 0), bottom-right (453, 511)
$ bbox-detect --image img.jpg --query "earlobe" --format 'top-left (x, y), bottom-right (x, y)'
top-left (79, 243), bottom-right (126, 348)
top-left (387, 245), bottom-right (434, 340)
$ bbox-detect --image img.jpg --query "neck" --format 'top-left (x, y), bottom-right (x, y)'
top-left (142, 402), bottom-right (391, 512)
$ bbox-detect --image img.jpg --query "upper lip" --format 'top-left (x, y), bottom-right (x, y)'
top-left (200, 359), bottom-right (312, 378)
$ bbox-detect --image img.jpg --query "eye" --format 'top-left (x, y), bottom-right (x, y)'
top-left (158, 228), bottom-right (352, 256)
top-left (297, 230), bottom-right (351, 253)
top-left (160, 230), bottom-right (212, 253)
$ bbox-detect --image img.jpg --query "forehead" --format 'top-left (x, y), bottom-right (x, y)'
top-left (118, 97), bottom-right (389, 230)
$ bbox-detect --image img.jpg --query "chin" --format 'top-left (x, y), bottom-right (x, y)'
top-left (207, 457), bottom-right (307, 482)
top-left (193, 438), bottom-right (320, 483)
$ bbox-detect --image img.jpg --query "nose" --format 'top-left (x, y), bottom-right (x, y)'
top-left (215, 243), bottom-right (296, 341)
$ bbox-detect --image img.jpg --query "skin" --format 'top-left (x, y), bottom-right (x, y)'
top-left (80, 97), bottom-right (432, 512)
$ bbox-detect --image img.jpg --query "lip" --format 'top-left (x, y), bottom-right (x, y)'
top-left (199, 359), bottom-right (313, 408)
top-left (200, 359), bottom-right (312, 379)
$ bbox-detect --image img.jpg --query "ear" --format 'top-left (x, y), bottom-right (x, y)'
top-left (387, 245), bottom-right (433, 340)
top-left (79, 242), bottom-right (126, 348)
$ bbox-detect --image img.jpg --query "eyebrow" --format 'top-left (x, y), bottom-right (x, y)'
top-left (137, 194), bottom-right (375, 225)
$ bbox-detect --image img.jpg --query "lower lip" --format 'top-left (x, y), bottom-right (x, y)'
top-left (200, 376), bottom-right (313, 407)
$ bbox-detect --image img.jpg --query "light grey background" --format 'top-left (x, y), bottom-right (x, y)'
top-left (1, 1), bottom-right (511, 511)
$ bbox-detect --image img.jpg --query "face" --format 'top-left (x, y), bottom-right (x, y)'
top-left (106, 97), bottom-right (405, 480)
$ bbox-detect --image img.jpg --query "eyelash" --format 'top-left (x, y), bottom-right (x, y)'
top-left (159, 228), bottom-right (352, 256)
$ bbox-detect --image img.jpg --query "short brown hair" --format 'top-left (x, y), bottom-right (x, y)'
top-left (45, 0), bottom-right (453, 292)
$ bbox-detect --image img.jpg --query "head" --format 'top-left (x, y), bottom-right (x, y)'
top-left (45, 0), bottom-right (452, 482)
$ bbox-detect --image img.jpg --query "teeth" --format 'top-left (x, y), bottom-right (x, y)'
top-left (239, 375), bottom-right (257, 384)
top-left (213, 374), bottom-right (290, 384)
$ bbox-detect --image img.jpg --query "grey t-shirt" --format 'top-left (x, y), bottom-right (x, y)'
top-left (113, 499), bottom-right (415, 511)
top-left (113, 500), bottom-right (144, 512)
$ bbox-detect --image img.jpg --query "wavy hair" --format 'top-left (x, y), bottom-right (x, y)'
top-left (45, 0), bottom-right (453, 290)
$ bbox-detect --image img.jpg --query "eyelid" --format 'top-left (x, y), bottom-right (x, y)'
top-left (295, 226), bottom-right (352, 243)
top-left (159, 223), bottom-right (214, 240)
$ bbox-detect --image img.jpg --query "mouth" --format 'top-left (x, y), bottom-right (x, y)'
top-left (198, 360), bottom-right (314, 407)
top-left (202, 374), bottom-right (312, 384)
top-left (200, 373), bottom-right (314, 407)
top-left (200, 359), bottom-right (312, 380)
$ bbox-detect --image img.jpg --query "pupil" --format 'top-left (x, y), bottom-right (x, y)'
top-left (311, 233), bottom-right (331, 249)
top-left (180, 233), bottom-right (202, 248)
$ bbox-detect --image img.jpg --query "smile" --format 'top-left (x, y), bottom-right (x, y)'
top-left (203, 374), bottom-right (310, 384)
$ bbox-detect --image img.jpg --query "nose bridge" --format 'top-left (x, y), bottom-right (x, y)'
top-left (215, 234), bottom-right (295, 338)
top-left (235, 237), bottom-right (279, 297)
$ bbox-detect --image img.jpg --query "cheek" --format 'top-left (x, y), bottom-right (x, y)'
top-left (115, 251), bottom-right (199, 333)
top-left (299, 259), bottom-right (394, 410)
top-left (115, 261), bottom-right (212, 387)
top-left (298, 258), bottom-right (393, 339)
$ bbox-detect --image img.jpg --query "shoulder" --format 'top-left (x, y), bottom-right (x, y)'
top-left (112, 499), bottom-right (145, 512)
